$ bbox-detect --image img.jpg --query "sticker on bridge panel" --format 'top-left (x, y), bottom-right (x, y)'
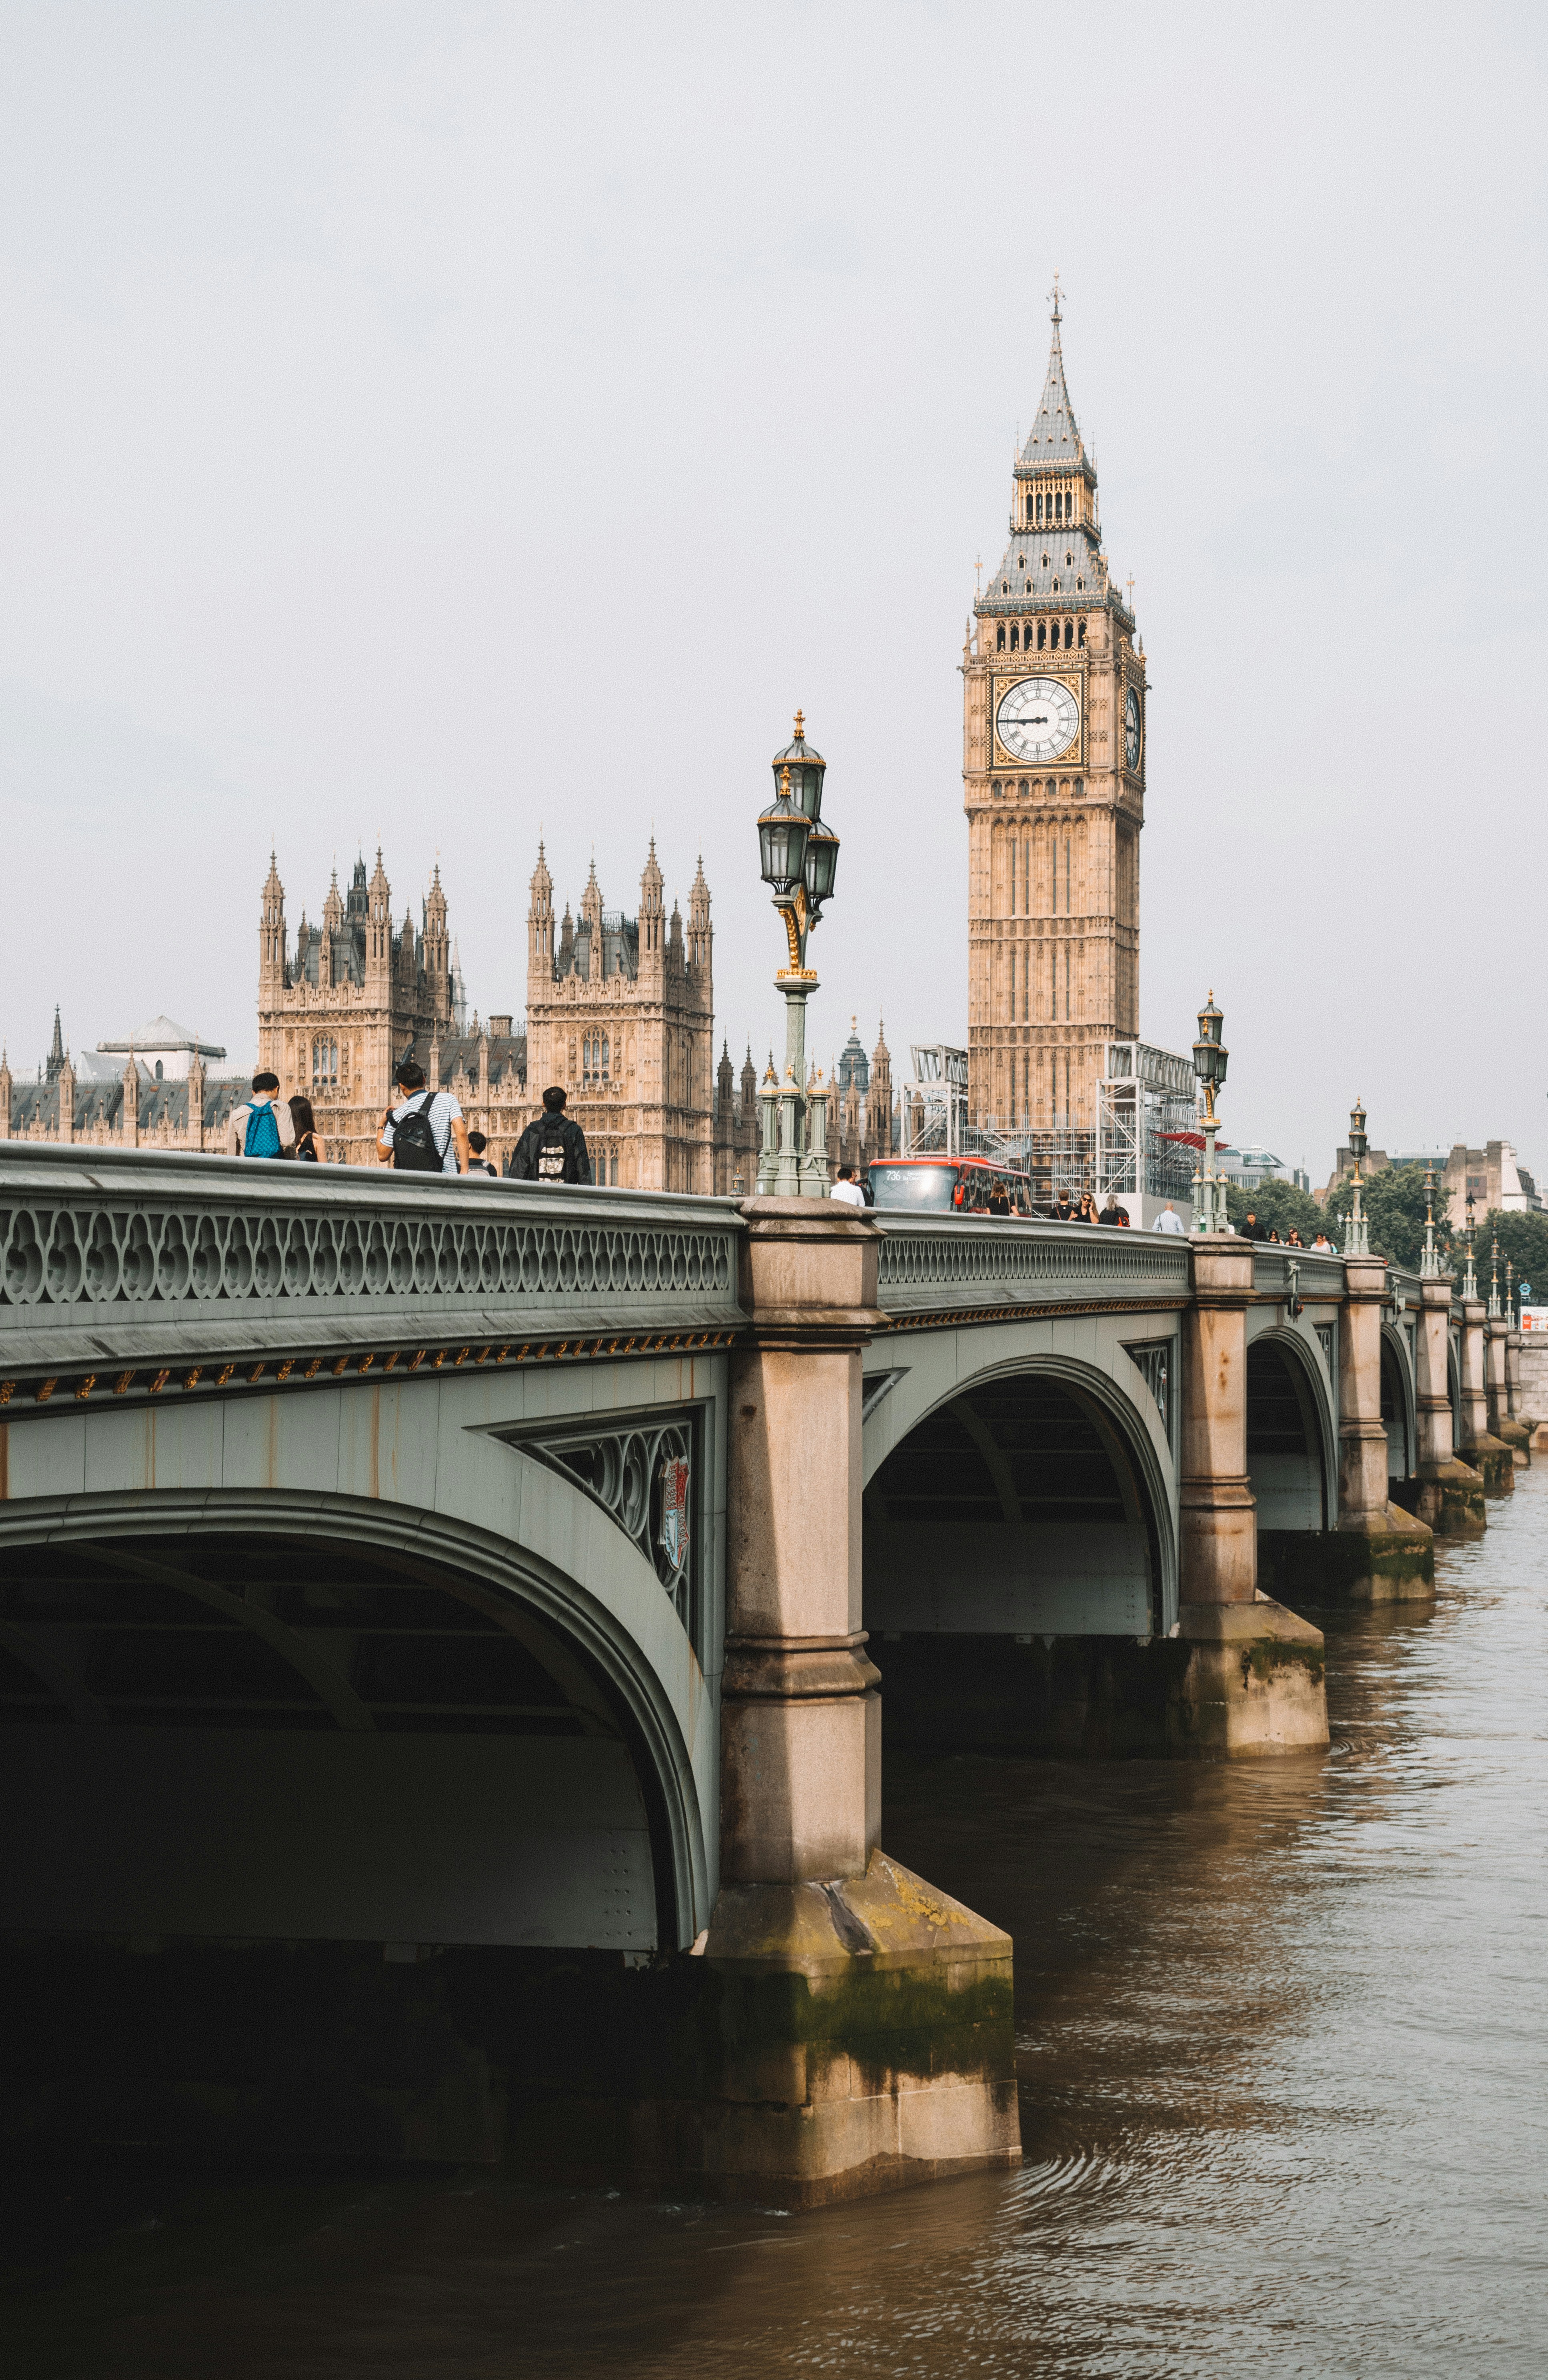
top-left (658, 1456), bottom-right (691, 1573)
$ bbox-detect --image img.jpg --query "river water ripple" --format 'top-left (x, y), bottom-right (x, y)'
top-left (7, 1470), bottom-right (1548, 2376)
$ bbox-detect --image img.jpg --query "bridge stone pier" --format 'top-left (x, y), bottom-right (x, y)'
top-left (0, 1147), bottom-right (1510, 2201)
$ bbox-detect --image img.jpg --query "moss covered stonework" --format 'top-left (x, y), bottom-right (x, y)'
top-left (1258, 1503), bottom-right (1436, 1604)
top-left (513, 1852), bottom-right (1021, 2205)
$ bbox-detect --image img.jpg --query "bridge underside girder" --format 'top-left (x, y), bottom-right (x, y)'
top-left (0, 1532), bottom-right (662, 1954)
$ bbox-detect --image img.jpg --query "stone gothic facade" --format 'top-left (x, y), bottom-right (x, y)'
top-left (964, 290), bottom-right (1146, 1132)
top-left (527, 842), bottom-right (757, 1194)
top-left (825, 1018), bottom-right (895, 1174)
top-left (257, 851), bottom-right (527, 1169)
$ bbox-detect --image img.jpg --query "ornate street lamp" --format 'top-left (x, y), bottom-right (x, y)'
top-left (1346, 1098), bottom-right (1369, 1256)
top-left (1463, 1192), bottom-right (1478, 1300)
top-left (1421, 1160), bottom-right (1442, 1279)
top-left (755, 713), bottom-right (842, 1197)
top-left (1190, 992), bottom-right (1228, 1234)
top-left (1506, 1256), bottom-right (1516, 1328)
top-left (1488, 1231), bottom-right (1502, 1320)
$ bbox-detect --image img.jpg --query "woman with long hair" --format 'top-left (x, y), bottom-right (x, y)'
top-left (288, 1094), bottom-right (324, 1163)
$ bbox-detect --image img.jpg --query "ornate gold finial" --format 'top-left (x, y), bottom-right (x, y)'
top-left (793, 709), bottom-right (805, 742)
top-left (778, 764), bottom-right (793, 797)
top-left (1049, 269), bottom-right (1063, 325)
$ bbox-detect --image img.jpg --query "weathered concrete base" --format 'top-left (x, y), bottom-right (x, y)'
top-left (1498, 1418), bottom-right (1532, 1468)
top-left (1411, 1457), bottom-right (1488, 1535)
top-left (1462, 1434), bottom-right (1515, 1496)
top-left (869, 1607), bottom-right (1326, 1760)
top-left (3, 1864), bottom-right (1020, 2207)
top-left (513, 1853), bottom-right (1021, 2205)
top-left (1257, 1504), bottom-right (1436, 1604)
top-left (1172, 1600), bottom-right (1329, 1754)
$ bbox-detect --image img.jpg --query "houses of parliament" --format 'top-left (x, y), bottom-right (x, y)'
top-left (2, 292), bottom-right (1123, 1171)
top-left (2, 838), bottom-right (893, 1189)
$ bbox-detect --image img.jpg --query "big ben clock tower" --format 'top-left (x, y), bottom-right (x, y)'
top-left (963, 282), bottom-right (1145, 1134)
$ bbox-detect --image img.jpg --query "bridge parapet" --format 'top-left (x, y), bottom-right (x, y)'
top-left (0, 1144), bottom-right (745, 1404)
top-left (874, 1215), bottom-right (1190, 1325)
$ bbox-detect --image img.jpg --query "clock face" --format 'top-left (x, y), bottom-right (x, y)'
top-left (996, 676), bottom-right (1079, 764)
top-left (1125, 686), bottom-right (1142, 770)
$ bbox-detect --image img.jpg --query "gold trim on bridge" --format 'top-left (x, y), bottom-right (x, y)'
top-left (0, 1328), bottom-right (741, 1419)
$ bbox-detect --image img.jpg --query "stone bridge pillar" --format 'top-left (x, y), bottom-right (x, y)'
top-left (1332, 1255), bottom-right (1434, 1595)
top-left (1459, 1297), bottom-right (1512, 1494)
top-left (1504, 1327), bottom-right (1533, 1464)
top-left (1414, 1278), bottom-right (1485, 1533)
top-left (686, 1198), bottom-right (1018, 2203)
top-left (1488, 1317), bottom-right (1530, 1467)
top-left (1176, 1236), bottom-right (1328, 1752)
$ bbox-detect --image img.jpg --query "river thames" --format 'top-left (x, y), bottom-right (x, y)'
top-left (7, 1470), bottom-right (1546, 2377)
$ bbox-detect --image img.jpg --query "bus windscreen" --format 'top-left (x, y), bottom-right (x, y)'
top-left (867, 1164), bottom-right (961, 1212)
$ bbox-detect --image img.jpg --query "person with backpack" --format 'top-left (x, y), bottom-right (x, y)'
top-left (377, 1059), bottom-right (469, 1175)
top-left (230, 1071), bottom-right (296, 1159)
top-left (507, 1086), bottom-right (593, 1185)
top-left (464, 1130), bottom-right (499, 1178)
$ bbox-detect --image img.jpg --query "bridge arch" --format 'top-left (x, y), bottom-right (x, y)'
top-left (863, 1347), bottom-right (1176, 1645)
top-left (1245, 1324), bottom-right (1338, 1534)
top-left (1380, 1321), bottom-right (1418, 1484)
top-left (0, 1480), bottom-right (712, 1957)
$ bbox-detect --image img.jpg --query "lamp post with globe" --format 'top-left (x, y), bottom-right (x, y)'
top-left (755, 714), bottom-right (841, 1197)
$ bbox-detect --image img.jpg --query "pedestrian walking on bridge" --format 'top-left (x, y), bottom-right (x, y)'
top-left (508, 1086), bottom-right (593, 1185)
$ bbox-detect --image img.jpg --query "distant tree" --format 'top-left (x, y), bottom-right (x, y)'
top-left (1324, 1162), bottom-right (1446, 1271)
top-left (1224, 1176), bottom-right (1327, 1242)
top-left (1477, 1209), bottom-right (1548, 1311)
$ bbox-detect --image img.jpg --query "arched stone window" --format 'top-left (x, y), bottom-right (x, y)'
top-left (1063, 618), bottom-right (1074, 649)
top-left (1077, 618), bottom-right (1086, 647)
top-left (1037, 620), bottom-right (1047, 650)
top-left (1009, 622), bottom-right (1019, 651)
top-left (996, 622), bottom-right (1006, 651)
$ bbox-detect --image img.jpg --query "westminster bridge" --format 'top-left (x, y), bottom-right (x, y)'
top-left (0, 1145), bottom-right (1530, 2203)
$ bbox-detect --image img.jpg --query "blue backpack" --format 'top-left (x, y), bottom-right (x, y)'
top-left (244, 1100), bottom-right (283, 1159)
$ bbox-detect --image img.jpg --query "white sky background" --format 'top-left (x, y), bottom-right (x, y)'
top-left (0, 2), bottom-right (1544, 1186)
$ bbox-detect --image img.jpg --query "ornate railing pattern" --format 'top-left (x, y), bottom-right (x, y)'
top-left (875, 1216), bottom-right (1190, 1318)
top-left (0, 1146), bottom-right (744, 1375)
top-left (1251, 1249), bottom-right (1347, 1302)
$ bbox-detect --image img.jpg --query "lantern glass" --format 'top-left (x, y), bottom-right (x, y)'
top-left (1192, 994), bottom-right (1227, 1090)
top-left (757, 796), bottom-right (810, 894)
top-left (1348, 1100), bottom-right (1368, 1164)
top-left (804, 818), bottom-right (839, 906)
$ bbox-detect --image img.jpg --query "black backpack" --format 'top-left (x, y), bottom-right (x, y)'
top-left (391, 1090), bottom-right (443, 1173)
top-left (535, 1117), bottom-right (571, 1183)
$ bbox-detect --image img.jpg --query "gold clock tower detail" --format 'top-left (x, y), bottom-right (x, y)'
top-left (963, 283), bottom-right (1145, 1133)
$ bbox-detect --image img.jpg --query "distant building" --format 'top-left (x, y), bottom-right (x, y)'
top-left (1319, 1139), bottom-right (1541, 1214)
top-left (1, 1007), bottom-right (244, 1151)
top-left (1218, 1143), bottom-right (1298, 1192)
top-left (96, 1015), bottom-right (228, 1083)
top-left (527, 841), bottom-right (758, 1194)
top-left (825, 1017), bottom-right (895, 1176)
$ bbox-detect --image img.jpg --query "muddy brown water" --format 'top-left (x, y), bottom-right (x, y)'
top-left (6, 1471), bottom-right (1547, 2376)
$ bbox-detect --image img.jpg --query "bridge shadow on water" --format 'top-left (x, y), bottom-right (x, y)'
top-left (6, 1472), bottom-right (1548, 2378)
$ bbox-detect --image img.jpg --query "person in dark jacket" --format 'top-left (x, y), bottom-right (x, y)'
top-left (507, 1085), bottom-right (593, 1184)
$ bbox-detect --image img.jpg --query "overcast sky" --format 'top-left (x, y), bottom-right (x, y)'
top-left (2, 2), bottom-right (1544, 1185)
